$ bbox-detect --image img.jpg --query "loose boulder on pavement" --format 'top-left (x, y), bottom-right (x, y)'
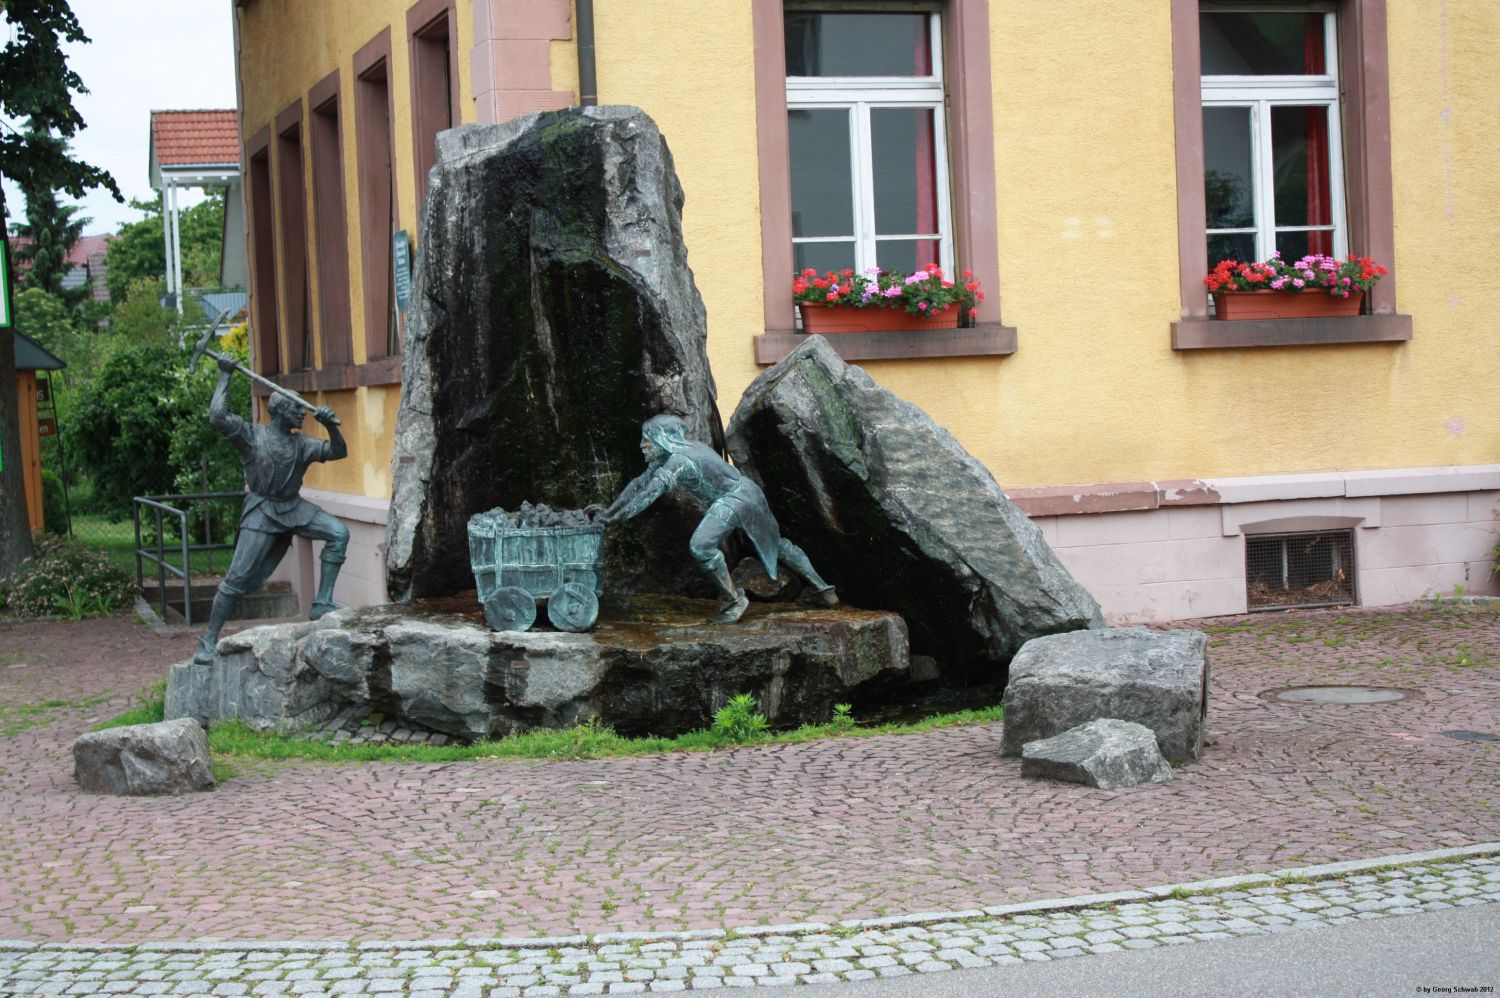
top-left (72, 718), bottom-right (215, 796)
top-left (1020, 718), bottom-right (1174, 789)
top-left (726, 335), bottom-right (1102, 682)
top-left (1000, 627), bottom-right (1209, 762)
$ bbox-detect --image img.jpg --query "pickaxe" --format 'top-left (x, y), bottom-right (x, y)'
top-left (188, 309), bottom-right (341, 425)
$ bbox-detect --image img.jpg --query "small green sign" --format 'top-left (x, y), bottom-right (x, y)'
top-left (393, 230), bottom-right (412, 313)
top-left (0, 239), bottom-right (12, 330)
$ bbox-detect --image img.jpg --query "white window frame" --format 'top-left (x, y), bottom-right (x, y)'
top-left (1201, 7), bottom-right (1347, 262)
top-left (786, 11), bottom-right (954, 275)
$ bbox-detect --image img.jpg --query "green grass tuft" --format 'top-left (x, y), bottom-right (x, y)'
top-left (91, 680), bottom-right (167, 731)
top-left (185, 702), bottom-right (1005, 766)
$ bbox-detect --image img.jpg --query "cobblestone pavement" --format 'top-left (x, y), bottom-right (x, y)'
top-left (2, 849), bottom-right (1496, 995)
top-left (0, 603), bottom-right (1496, 947)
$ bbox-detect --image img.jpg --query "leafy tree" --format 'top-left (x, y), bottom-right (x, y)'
top-left (69, 341), bottom-right (186, 517)
top-left (105, 191), bottom-right (227, 303)
top-left (12, 286), bottom-right (79, 358)
top-left (11, 130), bottom-right (90, 299)
top-left (168, 330), bottom-right (250, 541)
top-left (0, 0), bottom-right (121, 578)
top-left (106, 277), bottom-right (197, 348)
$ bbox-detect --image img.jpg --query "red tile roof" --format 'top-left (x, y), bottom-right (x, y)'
top-left (66, 234), bottom-right (113, 267)
top-left (151, 109), bottom-right (240, 168)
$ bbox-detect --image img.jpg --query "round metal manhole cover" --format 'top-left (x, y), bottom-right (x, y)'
top-left (1268, 685), bottom-right (1416, 705)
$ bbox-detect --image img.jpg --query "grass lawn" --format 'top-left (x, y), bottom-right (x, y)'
top-left (69, 513), bottom-right (236, 579)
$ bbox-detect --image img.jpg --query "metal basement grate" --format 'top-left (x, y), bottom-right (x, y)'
top-left (1246, 529), bottom-right (1355, 611)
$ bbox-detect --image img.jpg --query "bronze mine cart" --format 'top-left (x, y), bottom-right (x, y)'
top-left (467, 509), bottom-right (604, 632)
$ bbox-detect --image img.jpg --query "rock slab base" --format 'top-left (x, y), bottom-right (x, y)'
top-left (167, 597), bottom-right (912, 742)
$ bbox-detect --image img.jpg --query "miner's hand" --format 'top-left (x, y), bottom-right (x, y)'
top-left (314, 406), bottom-right (338, 425)
top-left (217, 355), bottom-right (237, 374)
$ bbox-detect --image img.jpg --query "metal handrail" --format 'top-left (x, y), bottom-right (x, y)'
top-left (132, 492), bottom-right (244, 626)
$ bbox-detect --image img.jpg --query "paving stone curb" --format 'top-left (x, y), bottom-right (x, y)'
top-left (4, 846), bottom-right (1497, 996)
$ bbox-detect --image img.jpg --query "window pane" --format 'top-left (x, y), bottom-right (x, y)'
top-left (871, 108), bottom-right (939, 237)
top-left (1207, 232), bottom-right (1255, 266)
top-left (794, 241), bottom-right (856, 275)
top-left (1204, 107), bottom-right (1254, 230)
top-left (789, 109), bottom-right (854, 239)
top-left (1271, 105), bottom-right (1332, 229)
top-left (785, 13), bottom-right (931, 77)
top-left (874, 239), bottom-right (940, 275)
top-left (1273, 229), bottom-right (1337, 261)
top-left (1200, 13), bottom-right (1325, 75)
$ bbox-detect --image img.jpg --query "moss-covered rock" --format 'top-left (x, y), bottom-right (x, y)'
top-left (727, 336), bottom-right (1103, 686)
top-left (387, 106), bottom-right (723, 602)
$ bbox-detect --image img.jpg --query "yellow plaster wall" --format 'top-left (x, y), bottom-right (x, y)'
top-left (588, 0), bottom-right (766, 426)
top-left (237, 0), bottom-right (1500, 501)
top-left (236, 0), bottom-right (475, 498)
top-left (1384, 0), bottom-right (1500, 467)
top-left (592, 1), bottom-right (1499, 490)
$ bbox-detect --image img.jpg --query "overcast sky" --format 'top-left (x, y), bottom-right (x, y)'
top-left (2, 0), bottom-right (238, 235)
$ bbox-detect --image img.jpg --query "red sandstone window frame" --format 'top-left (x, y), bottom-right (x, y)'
top-left (1170, 0), bottom-right (1411, 349)
top-left (310, 69), bottom-right (354, 370)
top-left (245, 127), bottom-right (281, 376)
top-left (752, 0), bottom-right (1014, 363)
top-left (355, 29), bottom-right (403, 362)
top-left (407, 0), bottom-right (459, 219)
top-left (275, 100), bottom-right (312, 372)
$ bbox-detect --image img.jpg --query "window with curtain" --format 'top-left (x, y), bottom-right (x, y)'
top-left (1200, 7), bottom-right (1345, 265)
top-left (784, 8), bottom-right (953, 276)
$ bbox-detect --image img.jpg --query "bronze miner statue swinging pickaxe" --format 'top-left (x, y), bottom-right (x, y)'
top-left (188, 313), bottom-right (341, 425)
top-left (188, 314), bottom-right (350, 665)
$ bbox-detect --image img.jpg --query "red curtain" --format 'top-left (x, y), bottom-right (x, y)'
top-left (1304, 17), bottom-right (1332, 254)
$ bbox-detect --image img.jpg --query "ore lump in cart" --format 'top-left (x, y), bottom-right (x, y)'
top-left (467, 503), bottom-right (607, 632)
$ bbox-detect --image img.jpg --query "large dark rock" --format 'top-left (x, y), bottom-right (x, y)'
top-left (726, 335), bottom-right (1102, 683)
top-left (166, 598), bottom-right (912, 741)
top-left (1000, 627), bottom-right (1210, 763)
top-left (387, 106), bottom-right (723, 602)
top-left (72, 719), bottom-right (215, 796)
top-left (1019, 718), bottom-right (1174, 789)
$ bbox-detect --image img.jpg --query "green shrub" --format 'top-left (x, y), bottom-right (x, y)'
top-left (69, 342), bottom-right (186, 517)
top-left (831, 702), bottom-right (856, 733)
top-left (1, 534), bottom-right (138, 618)
top-left (711, 693), bottom-right (770, 745)
top-left (40, 468), bottom-right (69, 535)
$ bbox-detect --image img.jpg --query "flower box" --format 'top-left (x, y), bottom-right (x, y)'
top-left (1204, 253), bottom-right (1386, 322)
top-left (798, 302), bottom-right (959, 334)
top-left (1213, 289), bottom-right (1364, 321)
top-left (792, 265), bottom-right (983, 333)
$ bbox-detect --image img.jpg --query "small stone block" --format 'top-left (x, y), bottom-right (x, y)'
top-left (1020, 718), bottom-right (1173, 789)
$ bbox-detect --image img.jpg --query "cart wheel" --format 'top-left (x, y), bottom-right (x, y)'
top-left (547, 581), bottom-right (599, 632)
top-left (483, 586), bottom-right (536, 632)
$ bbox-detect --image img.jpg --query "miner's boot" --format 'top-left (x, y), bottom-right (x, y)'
top-left (193, 589), bottom-right (239, 664)
top-left (779, 540), bottom-right (839, 607)
top-left (308, 555), bottom-right (345, 620)
top-left (705, 552), bottom-right (749, 624)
